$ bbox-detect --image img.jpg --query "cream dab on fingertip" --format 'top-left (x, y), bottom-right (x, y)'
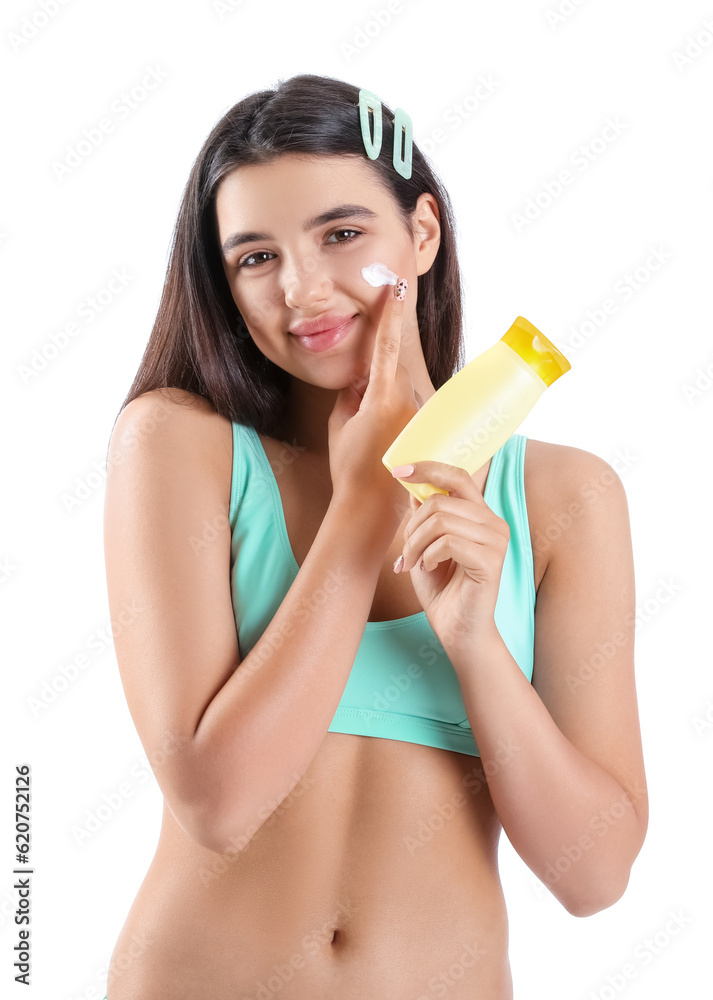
top-left (361, 262), bottom-right (398, 287)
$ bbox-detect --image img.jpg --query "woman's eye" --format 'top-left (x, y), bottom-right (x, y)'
top-left (235, 229), bottom-right (363, 269)
top-left (327, 228), bottom-right (362, 245)
top-left (236, 250), bottom-right (275, 269)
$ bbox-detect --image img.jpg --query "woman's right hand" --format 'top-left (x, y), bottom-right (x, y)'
top-left (327, 277), bottom-right (420, 542)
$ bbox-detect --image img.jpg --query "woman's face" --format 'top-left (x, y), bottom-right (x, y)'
top-left (214, 153), bottom-right (435, 389)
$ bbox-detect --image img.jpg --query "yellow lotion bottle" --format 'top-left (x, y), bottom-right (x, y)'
top-left (382, 316), bottom-right (572, 502)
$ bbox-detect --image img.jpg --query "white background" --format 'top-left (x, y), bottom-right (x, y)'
top-left (2, 0), bottom-right (712, 997)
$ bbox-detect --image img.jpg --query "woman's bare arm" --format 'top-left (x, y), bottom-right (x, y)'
top-left (104, 388), bottom-right (386, 855)
top-left (444, 443), bottom-right (648, 916)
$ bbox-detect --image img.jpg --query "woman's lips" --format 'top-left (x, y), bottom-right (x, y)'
top-left (290, 315), bottom-right (357, 353)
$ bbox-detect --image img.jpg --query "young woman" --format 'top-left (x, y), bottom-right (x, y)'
top-left (102, 73), bottom-right (648, 999)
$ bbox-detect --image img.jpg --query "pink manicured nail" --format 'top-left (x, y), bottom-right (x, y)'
top-left (393, 554), bottom-right (404, 573)
top-left (391, 464), bottom-right (414, 478)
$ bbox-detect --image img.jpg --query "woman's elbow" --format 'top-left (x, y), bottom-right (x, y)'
top-left (156, 741), bottom-right (249, 856)
top-left (560, 869), bottom-right (631, 918)
top-left (162, 785), bottom-right (251, 856)
top-left (159, 735), bottom-right (273, 856)
top-left (190, 794), bottom-right (258, 856)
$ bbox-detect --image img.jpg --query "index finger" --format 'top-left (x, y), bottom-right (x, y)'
top-left (366, 277), bottom-right (408, 392)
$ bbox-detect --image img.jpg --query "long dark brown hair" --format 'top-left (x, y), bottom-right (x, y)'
top-left (116, 73), bottom-right (466, 437)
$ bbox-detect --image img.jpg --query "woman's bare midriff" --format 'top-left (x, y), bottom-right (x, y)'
top-left (107, 423), bottom-right (549, 1000)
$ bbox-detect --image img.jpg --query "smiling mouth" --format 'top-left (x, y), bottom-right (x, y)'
top-left (289, 313), bottom-right (359, 338)
top-left (289, 314), bottom-right (359, 352)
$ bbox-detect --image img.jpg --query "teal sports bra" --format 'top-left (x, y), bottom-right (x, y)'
top-left (228, 422), bottom-right (536, 758)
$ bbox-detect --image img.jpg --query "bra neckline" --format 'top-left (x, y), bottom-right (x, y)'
top-left (246, 423), bottom-right (501, 630)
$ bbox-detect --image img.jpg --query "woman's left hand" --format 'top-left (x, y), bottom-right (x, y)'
top-left (393, 461), bottom-right (510, 648)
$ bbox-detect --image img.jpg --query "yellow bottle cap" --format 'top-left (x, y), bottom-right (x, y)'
top-left (501, 317), bottom-right (571, 386)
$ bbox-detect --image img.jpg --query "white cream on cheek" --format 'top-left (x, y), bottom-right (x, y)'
top-left (360, 262), bottom-right (398, 287)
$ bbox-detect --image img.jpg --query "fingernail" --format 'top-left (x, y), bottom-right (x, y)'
top-left (393, 554), bottom-right (404, 573)
top-left (391, 464), bottom-right (414, 478)
top-left (394, 277), bottom-right (408, 300)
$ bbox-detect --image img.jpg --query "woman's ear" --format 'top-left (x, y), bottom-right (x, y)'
top-left (412, 193), bottom-right (441, 276)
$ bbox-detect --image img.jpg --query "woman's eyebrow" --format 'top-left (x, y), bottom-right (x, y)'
top-left (220, 204), bottom-right (378, 259)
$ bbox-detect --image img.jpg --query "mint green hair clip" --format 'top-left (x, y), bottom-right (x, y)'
top-left (358, 88), bottom-right (413, 180)
top-left (392, 106), bottom-right (413, 179)
top-left (358, 89), bottom-right (383, 160)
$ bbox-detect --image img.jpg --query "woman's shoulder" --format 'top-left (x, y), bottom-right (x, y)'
top-left (118, 386), bottom-right (223, 421)
top-left (523, 435), bottom-right (626, 502)
top-left (110, 387), bottom-right (234, 478)
top-left (522, 436), bottom-right (629, 574)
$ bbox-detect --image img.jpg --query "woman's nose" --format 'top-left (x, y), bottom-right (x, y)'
top-left (282, 257), bottom-right (333, 308)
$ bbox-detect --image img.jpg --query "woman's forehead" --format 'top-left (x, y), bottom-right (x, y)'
top-left (215, 155), bottom-right (391, 225)
top-left (218, 153), bottom-right (382, 196)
